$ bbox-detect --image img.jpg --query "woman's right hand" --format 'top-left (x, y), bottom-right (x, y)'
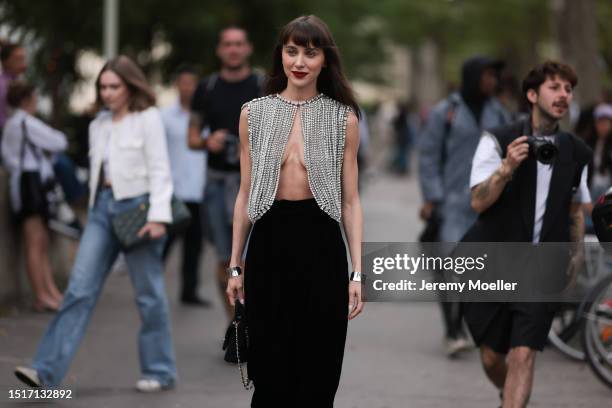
top-left (226, 275), bottom-right (245, 306)
top-left (348, 281), bottom-right (364, 320)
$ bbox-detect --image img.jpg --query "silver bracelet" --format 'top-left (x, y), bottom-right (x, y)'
top-left (350, 271), bottom-right (362, 282)
top-left (227, 266), bottom-right (242, 278)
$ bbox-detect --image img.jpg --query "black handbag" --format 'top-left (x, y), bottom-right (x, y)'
top-left (111, 197), bottom-right (192, 249)
top-left (222, 300), bottom-right (252, 389)
top-left (419, 206), bottom-right (442, 243)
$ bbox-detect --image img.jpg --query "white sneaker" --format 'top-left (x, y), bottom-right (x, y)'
top-left (135, 378), bottom-right (163, 392)
top-left (445, 337), bottom-right (472, 357)
top-left (14, 366), bottom-right (41, 387)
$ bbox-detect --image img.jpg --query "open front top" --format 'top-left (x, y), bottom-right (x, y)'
top-left (243, 93), bottom-right (350, 223)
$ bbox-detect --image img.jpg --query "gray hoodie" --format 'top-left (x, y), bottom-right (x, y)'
top-left (419, 60), bottom-right (510, 242)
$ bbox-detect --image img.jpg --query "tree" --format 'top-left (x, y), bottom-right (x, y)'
top-left (553, 0), bottom-right (601, 106)
top-left (0, 0), bottom-right (385, 123)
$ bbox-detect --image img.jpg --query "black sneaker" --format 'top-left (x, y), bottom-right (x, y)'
top-left (180, 295), bottom-right (212, 307)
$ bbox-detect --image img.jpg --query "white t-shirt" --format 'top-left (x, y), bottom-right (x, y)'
top-left (470, 131), bottom-right (590, 243)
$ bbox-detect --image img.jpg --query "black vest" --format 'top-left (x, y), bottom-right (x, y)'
top-left (462, 119), bottom-right (592, 243)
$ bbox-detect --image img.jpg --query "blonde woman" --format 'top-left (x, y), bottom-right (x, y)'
top-left (14, 56), bottom-right (176, 392)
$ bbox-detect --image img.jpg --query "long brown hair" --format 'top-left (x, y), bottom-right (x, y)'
top-left (265, 15), bottom-right (360, 119)
top-left (95, 55), bottom-right (156, 112)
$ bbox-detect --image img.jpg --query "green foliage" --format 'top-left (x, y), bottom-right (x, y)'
top-left (0, 0), bottom-right (385, 114)
top-left (0, 0), bottom-right (610, 119)
top-left (373, 0), bottom-right (552, 81)
top-left (597, 0), bottom-right (612, 88)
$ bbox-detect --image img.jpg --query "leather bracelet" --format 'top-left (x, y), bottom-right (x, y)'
top-left (350, 271), bottom-right (362, 282)
top-left (227, 266), bottom-right (242, 278)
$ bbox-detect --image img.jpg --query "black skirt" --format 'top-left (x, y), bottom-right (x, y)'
top-left (245, 198), bottom-right (349, 408)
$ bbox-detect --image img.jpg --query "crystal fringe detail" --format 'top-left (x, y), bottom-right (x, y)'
top-left (242, 94), bottom-right (350, 223)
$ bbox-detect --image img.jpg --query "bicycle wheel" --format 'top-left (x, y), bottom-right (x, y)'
top-left (582, 275), bottom-right (612, 389)
top-left (548, 303), bottom-right (585, 361)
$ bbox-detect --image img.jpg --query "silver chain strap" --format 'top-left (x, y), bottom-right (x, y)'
top-left (234, 321), bottom-right (253, 390)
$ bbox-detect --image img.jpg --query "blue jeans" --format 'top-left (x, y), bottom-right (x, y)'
top-left (53, 153), bottom-right (86, 203)
top-left (32, 189), bottom-right (177, 387)
top-left (204, 171), bottom-right (239, 262)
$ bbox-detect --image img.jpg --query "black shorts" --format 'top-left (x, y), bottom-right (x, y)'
top-left (18, 195), bottom-right (50, 223)
top-left (466, 302), bottom-right (556, 354)
top-left (15, 172), bottom-right (52, 224)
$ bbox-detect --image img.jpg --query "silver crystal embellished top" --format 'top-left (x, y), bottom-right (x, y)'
top-left (243, 93), bottom-right (351, 223)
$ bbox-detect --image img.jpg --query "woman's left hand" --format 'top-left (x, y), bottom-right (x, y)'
top-left (348, 281), bottom-right (364, 320)
top-left (138, 222), bottom-right (167, 240)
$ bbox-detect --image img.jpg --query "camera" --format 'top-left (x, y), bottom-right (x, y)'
top-left (225, 133), bottom-right (240, 165)
top-left (527, 136), bottom-right (557, 165)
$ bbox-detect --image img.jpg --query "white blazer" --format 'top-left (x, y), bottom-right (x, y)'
top-left (88, 107), bottom-right (173, 223)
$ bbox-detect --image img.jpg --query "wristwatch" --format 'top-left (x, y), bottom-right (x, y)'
top-left (350, 271), bottom-right (362, 282)
top-left (227, 266), bottom-right (242, 278)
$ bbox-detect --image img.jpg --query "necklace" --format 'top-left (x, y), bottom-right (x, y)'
top-left (276, 93), bottom-right (324, 106)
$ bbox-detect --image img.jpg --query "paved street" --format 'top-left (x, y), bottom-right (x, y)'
top-left (1, 172), bottom-right (611, 407)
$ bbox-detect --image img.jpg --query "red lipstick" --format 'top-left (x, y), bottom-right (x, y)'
top-left (292, 71), bottom-right (307, 79)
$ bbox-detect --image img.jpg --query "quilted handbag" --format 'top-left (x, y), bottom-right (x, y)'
top-left (111, 197), bottom-right (192, 249)
top-left (222, 301), bottom-right (252, 389)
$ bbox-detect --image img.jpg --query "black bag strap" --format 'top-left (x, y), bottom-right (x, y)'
top-left (19, 118), bottom-right (42, 172)
top-left (18, 121), bottom-right (27, 172)
top-left (233, 302), bottom-right (252, 390)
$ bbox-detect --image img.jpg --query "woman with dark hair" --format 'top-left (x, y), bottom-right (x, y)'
top-left (14, 55), bottom-right (177, 392)
top-left (226, 15), bottom-right (364, 407)
top-left (1, 81), bottom-right (66, 312)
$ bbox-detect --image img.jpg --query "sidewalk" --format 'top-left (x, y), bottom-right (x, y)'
top-left (0, 173), bottom-right (610, 407)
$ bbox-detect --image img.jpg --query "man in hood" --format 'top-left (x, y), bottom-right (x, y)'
top-left (418, 56), bottom-right (511, 357)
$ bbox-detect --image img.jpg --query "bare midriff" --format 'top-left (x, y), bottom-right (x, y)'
top-left (275, 107), bottom-right (314, 200)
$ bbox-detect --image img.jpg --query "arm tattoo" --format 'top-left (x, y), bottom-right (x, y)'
top-left (475, 168), bottom-right (507, 201)
top-left (569, 209), bottom-right (584, 243)
top-left (475, 178), bottom-right (492, 200)
top-left (569, 207), bottom-right (585, 258)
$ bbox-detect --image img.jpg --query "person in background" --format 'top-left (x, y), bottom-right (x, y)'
top-left (357, 107), bottom-right (370, 190)
top-left (583, 103), bottom-right (612, 233)
top-left (161, 65), bottom-right (210, 306)
top-left (1, 81), bottom-right (65, 312)
top-left (391, 102), bottom-right (414, 175)
top-left (464, 60), bottom-right (591, 408)
top-left (14, 55), bottom-right (177, 392)
top-left (0, 42), bottom-right (27, 130)
top-left (0, 41), bottom-right (27, 165)
top-left (0, 41), bottom-right (84, 238)
top-left (188, 26), bottom-right (263, 318)
top-left (496, 73), bottom-right (525, 121)
top-left (574, 89), bottom-right (612, 152)
top-left (418, 56), bottom-right (510, 357)
top-left (586, 104), bottom-right (612, 199)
